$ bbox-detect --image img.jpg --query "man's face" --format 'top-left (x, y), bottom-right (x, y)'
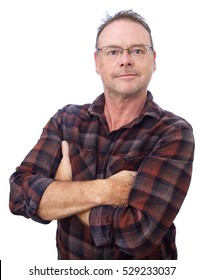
top-left (95, 20), bottom-right (156, 98)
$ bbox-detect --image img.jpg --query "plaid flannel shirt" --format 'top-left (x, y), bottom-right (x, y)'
top-left (9, 92), bottom-right (195, 259)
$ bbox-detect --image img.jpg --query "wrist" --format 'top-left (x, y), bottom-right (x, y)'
top-left (97, 178), bottom-right (112, 205)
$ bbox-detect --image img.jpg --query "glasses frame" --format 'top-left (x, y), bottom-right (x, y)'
top-left (96, 44), bottom-right (153, 59)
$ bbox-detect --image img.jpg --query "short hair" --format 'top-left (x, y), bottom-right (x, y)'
top-left (95, 10), bottom-right (154, 49)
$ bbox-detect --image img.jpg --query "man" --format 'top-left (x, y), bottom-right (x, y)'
top-left (9, 10), bottom-right (195, 259)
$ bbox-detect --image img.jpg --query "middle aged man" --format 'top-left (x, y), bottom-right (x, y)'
top-left (9, 10), bottom-right (195, 260)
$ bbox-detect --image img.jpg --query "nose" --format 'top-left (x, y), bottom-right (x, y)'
top-left (119, 50), bottom-right (134, 67)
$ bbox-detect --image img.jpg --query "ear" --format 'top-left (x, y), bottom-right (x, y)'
top-left (94, 51), bottom-right (100, 75)
top-left (152, 50), bottom-right (157, 72)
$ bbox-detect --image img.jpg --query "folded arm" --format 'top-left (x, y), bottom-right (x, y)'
top-left (37, 141), bottom-right (136, 221)
top-left (89, 122), bottom-right (195, 258)
top-left (9, 132), bottom-right (136, 223)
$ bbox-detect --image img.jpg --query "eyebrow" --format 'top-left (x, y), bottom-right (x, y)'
top-left (99, 43), bottom-right (149, 48)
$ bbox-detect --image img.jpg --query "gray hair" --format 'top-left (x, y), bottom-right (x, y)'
top-left (96, 10), bottom-right (154, 49)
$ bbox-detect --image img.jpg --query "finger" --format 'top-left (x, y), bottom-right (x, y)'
top-left (62, 141), bottom-right (72, 178)
top-left (61, 140), bottom-right (69, 158)
top-left (55, 141), bottom-right (72, 181)
top-left (61, 141), bottom-right (71, 164)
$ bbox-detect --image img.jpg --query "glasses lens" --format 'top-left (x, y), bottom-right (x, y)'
top-left (102, 47), bottom-right (122, 57)
top-left (130, 46), bottom-right (149, 57)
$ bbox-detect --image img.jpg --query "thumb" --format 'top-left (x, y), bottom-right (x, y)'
top-left (61, 141), bottom-right (72, 179)
top-left (55, 141), bottom-right (72, 181)
top-left (61, 141), bottom-right (70, 162)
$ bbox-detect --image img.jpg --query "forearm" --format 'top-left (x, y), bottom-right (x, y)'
top-left (37, 179), bottom-right (108, 221)
top-left (38, 169), bottom-right (136, 221)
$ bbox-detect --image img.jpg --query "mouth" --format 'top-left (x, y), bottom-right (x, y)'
top-left (118, 74), bottom-right (137, 77)
top-left (115, 72), bottom-right (139, 79)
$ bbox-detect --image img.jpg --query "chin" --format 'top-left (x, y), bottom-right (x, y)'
top-left (118, 88), bottom-right (143, 98)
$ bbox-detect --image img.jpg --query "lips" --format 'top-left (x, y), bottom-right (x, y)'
top-left (114, 72), bottom-right (139, 78)
top-left (117, 73), bottom-right (137, 77)
top-left (115, 73), bottom-right (139, 79)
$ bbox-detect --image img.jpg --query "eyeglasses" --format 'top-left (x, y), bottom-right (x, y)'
top-left (96, 45), bottom-right (153, 59)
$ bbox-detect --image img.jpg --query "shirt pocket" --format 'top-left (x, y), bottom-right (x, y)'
top-left (69, 144), bottom-right (97, 180)
top-left (106, 152), bottom-right (145, 177)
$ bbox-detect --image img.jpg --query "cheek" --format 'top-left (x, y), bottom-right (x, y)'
top-left (142, 60), bottom-right (156, 76)
top-left (95, 60), bottom-right (105, 76)
top-left (97, 62), bottom-right (113, 80)
top-left (141, 55), bottom-right (156, 73)
top-left (95, 61), bottom-right (100, 75)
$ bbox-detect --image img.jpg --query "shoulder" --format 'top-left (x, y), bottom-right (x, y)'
top-left (52, 103), bottom-right (91, 123)
top-left (148, 95), bottom-right (193, 132)
top-left (144, 95), bottom-right (194, 141)
top-left (58, 103), bottom-right (91, 116)
top-left (146, 96), bottom-right (194, 147)
top-left (161, 109), bottom-right (193, 129)
top-left (154, 108), bottom-right (195, 154)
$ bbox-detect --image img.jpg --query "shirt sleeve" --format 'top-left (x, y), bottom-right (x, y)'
top-left (89, 118), bottom-right (195, 258)
top-left (9, 111), bottom-right (64, 224)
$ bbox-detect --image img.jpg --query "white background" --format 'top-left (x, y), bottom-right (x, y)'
top-left (0, 0), bottom-right (202, 278)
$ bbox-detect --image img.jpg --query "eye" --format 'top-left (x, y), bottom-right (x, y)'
top-left (107, 48), bottom-right (120, 56)
top-left (131, 47), bottom-right (144, 55)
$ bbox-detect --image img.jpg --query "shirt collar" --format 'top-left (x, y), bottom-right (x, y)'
top-left (88, 93), bottom-right (106, 116)
top-left (88, 91), bottom-right (162, 125)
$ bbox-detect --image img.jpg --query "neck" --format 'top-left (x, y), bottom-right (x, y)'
top-left (104, 92), bottom-right (147, 132)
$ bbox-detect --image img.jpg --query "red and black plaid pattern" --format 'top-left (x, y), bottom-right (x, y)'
top-left (9, 92), bottom-right (195, 259)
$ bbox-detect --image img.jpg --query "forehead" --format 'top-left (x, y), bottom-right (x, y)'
top-left (98, 20), bottom-right (150, 47)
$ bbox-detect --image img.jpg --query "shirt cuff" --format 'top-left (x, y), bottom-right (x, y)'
top-left (27, 177), bottom-right (54, 224)
top-left (89, 205), bottom-right (115, 247)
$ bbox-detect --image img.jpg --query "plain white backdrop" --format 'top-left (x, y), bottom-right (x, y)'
top-left (0, 0), bottom-right (202, 278)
